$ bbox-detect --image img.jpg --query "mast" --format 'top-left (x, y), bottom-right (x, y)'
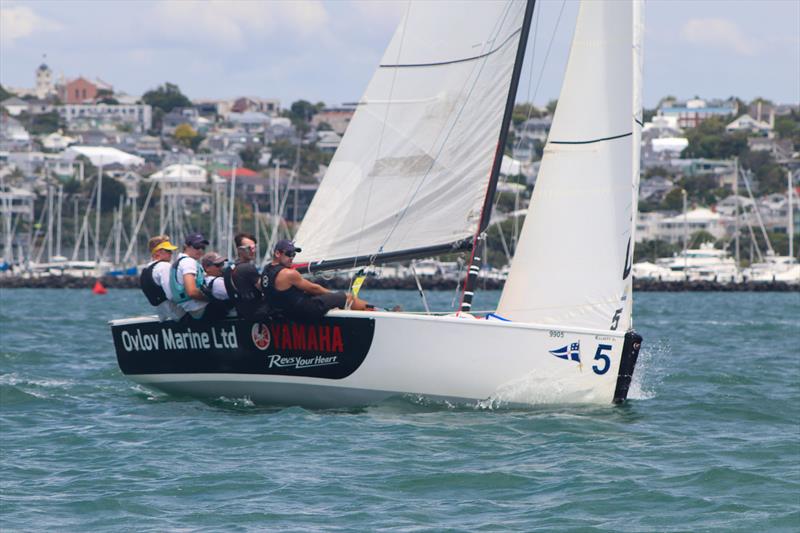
top-left (788, 169), bottom-right (794, 260)
top-left (734, 158), bottom-right (740, 267)
top-left (460, 0), bottom-right (536, 313)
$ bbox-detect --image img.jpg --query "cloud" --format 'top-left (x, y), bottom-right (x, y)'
top-left (0, 3), bottom-right (62, 46)
top-left (150, 0), bottom-right (328, 50)
top-left (680, 18), bottom-right (760, 57)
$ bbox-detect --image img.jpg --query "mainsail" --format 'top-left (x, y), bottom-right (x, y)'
top-left (497, 0), bottom-right (644, 331)
top-left (293, 0), bottom-right (533, 271)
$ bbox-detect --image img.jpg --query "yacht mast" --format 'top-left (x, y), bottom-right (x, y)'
top-left (788, 169), bottom-right (794, 259)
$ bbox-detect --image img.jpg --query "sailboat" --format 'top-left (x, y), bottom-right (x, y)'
top-left (110, 0), bottom-right (644, 408)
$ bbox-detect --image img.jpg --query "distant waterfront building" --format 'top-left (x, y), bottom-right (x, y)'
top-left (58, 103), bottom-right (153, 132)
top-left (658, 98), bottom-right (737, 129)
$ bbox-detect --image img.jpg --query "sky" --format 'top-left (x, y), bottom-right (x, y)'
top-left (1, 0), bottom-right (798, 109)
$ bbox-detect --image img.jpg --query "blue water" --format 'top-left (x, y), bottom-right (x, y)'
top-left (1, 289), bottom-right (799, 531)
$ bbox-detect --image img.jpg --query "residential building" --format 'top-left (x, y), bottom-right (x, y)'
top-left (1, 97), bottom-right (29, 117)
top-left (63, 146), bottom-right (145, 168)
top-left (747, 138), bottom-right (794, 161)
top-left (227, 111), bottom-right (271, 133)
top-left (657, 98), bottom-right (737, 129)
top-left (58, 103), bottom-right (152, 132)
top-left (639, 176), bottom-right (674, 202)
top-left (162, 108), bottom-right (200, 135)
top-left (27, 99), bottom-right (55, 115)
top-left (725, 114), bottom-right (772, 136)
top-left (311, 107), bottom-right (355, 135)
top-left (230, 97), bottom-right (279, 116)
top-left (516, 117), bottom-right (552, 143)
top-left (316, 130), bottom-right (342, 153)
top-left (41, 131), bottom-right (77, 151)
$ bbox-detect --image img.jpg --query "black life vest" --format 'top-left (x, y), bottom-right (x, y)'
top-left (140, 260), bottom-right (167, 307)
top-left (262, 263), bottom-right (309, 312)
top-left (222, 265), bottom-right (273, 320)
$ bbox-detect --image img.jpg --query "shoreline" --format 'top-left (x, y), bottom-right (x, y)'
top-left (0, 275), bottom-right (797, 292)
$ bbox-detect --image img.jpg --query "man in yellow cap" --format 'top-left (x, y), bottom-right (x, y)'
top-left (140, 235), bottom-right (186, 322)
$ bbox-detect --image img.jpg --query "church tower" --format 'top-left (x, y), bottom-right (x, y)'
top-left (35, 55), bottom-right (54, 99)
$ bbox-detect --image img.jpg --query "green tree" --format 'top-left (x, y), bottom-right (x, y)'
top-left (740, 150), bottom-right (785, 194)
top-left (545, 99), bottom-right (558, 115)
top-left (512, 102), bottom-right (543, 125)
top-left (174, 123), bottom-right (198, 148)
top-left (0, 84), bottom-right (14, 101)
top-left (634, 239), bottom-right (680, 263)
top-left (22, 111), bottom-right (62, 135)
top-left (83, 175), bottom-right (127, 213)
top-left (689, 230), bottom-right (716, 247)
top-left (661, 188), bottom-right (684, 211)
top-left (239, 146), bottom-right (262, 169)
top-left (142, 82), bottom-right (192, 113)
top-left (774, 110), bottom-right (800, 150)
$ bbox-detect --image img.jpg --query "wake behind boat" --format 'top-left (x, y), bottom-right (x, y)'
top-left (111, 0), bottom-right (645, 408)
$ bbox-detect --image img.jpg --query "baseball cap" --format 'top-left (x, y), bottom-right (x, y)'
top-left (274, 239), bottom-right (302, 254)
top-left (150, 240), bottom-right (178, 253)
top-left (200, 252), bottom-right (227, 269)
top-left (185, 232), bottom-right (210, 247)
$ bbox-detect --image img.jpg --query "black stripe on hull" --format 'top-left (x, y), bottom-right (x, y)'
top-left (613, 330), bottom-right (643, 403)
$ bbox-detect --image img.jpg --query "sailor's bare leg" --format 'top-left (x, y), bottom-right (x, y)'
top-left (346, 294), bottom-right (373, 311)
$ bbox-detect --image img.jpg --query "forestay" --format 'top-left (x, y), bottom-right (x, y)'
top-left (294, 1), bottom-right (528, 267)
top-left (497, 0), bottom-right (643, 331)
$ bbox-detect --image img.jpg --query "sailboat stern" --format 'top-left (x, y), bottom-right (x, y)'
top-left (612, 330), bottom-right (643, 403)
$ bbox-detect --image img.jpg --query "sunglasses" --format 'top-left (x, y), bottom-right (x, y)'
top-left (283, 251), bottom-right (296, 258)
top-left (238, 244), bottom-right (256, 250)
top-left (192, 244), bottom-right (206, 251)
top-left (213, 261), bottom-right (225, 267)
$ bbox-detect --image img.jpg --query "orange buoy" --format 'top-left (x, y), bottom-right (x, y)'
top-left (92, 280), bottom-right (107, 295)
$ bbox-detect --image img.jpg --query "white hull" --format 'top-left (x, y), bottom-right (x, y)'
top-left (111, 311), bottom-right (640, 408)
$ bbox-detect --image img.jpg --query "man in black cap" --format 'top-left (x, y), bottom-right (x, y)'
top-left (169, 232), bottom-right (209, 319)
top-left (262, 239), bottom-right (373, 321)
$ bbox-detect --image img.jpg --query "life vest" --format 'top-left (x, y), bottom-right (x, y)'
top-left (169, 255), bottom-right (205, 304)
top-left (223, 265), bottom-right (275, 320)
top-left (263, 263), bottom-right (308, 312)
top-left (140, 260), bottom-right (167, 307)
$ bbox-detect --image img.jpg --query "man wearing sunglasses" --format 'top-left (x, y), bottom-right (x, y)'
top-left (200, 251), bottom-right (234, 320)
top-left (233, 232), bottom-right (257, 266)
top-left (169, 232), bottom-right (210, 319)
top-left (262, 239), bottom-right (373, 321)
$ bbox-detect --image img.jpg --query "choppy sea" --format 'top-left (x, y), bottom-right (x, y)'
top-left (1, 288), bottom-right (798, 531)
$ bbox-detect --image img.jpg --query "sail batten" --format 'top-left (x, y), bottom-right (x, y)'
top-left (294, 1), bottom-right (530, 268)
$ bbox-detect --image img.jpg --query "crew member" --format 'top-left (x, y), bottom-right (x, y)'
top-left (234, 232), bottom-right (257, 267)
top-left (262, 239), bottom-right (373, 321)
top-left (201, 252), bottom-right (234, 320)
top-left (140, 235), bottom-right (185, 322)
top-left (223, 262), bottom-right (273, 320)
top-left (170, 232), bottom-right (209, 319)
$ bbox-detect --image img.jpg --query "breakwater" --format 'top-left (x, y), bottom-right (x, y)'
top-left (0, 275), bottom-right (796, 291)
